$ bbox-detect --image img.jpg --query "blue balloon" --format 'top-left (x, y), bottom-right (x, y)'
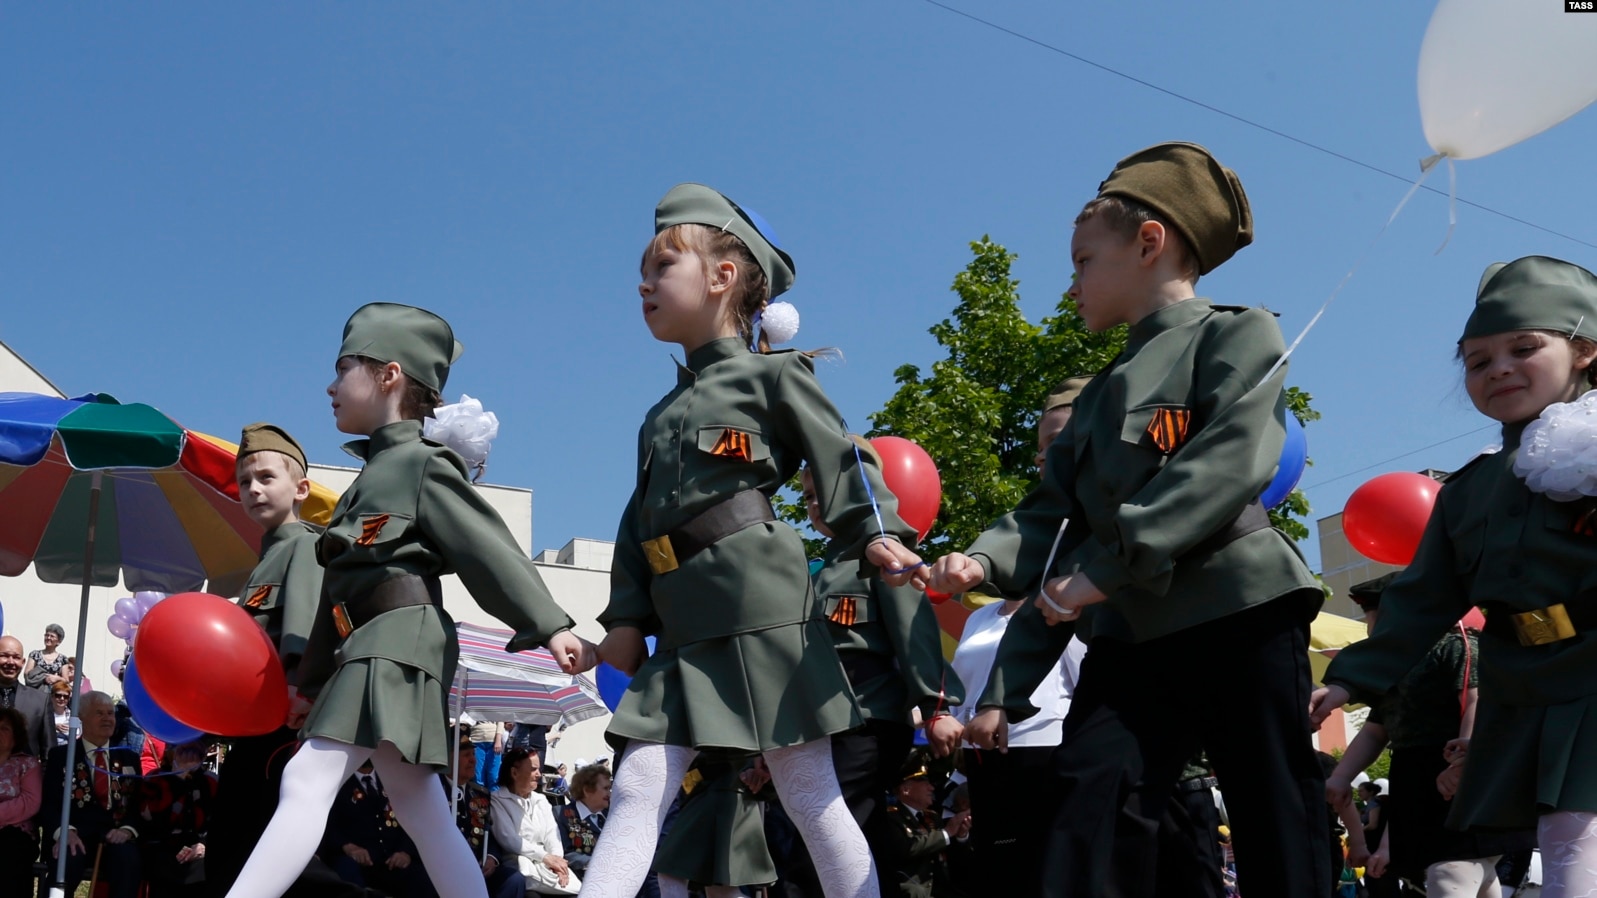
top-left (123, 656), bottom-right (203, 744)
top-left (1261, 415), bottom-right (1308, 509)
top-left (595, 637), bottom-right (656, 713)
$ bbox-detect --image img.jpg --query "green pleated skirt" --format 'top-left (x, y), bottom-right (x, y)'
top-left (656, 760), bottom-right (776, 887)
top-left (1450, 692), bottom-right (1597, 830)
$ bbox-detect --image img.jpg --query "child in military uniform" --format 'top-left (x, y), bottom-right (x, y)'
top-left (208, 423), bottom-right (321, 898)
top-left (224, 303), bottom-right (589, 898)
top-left (926, 142), bottom-right (1330, 897)
top-left (585, 183), bottom-right (927, 898)
top-left (1314, 256), bottom-right (1597, 898)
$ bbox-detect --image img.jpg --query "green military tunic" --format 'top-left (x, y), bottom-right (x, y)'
top-left (240, 520), bottom-right (323, 678)
top-left (1326, 421), bottom-right (1597, 829)
top-left (298, 420), bottom-right (575, 770)
top-left (601, 337), bottom-right (916, 752)
top-left (815, 539), bottom-right (965, 722)
top-left (970, 299), bottom-right (1322, 717)
top-left (654, 753), bottom-right (776, 888)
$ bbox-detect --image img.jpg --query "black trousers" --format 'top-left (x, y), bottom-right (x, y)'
top-left (1040, 597), bottom-right (1330, 898)
top-left (207, 726), bottom-right (299, 898)
top-left (967, 745), bottom-right (1058, 895)
top-left (0, 825), bottom-right (37, 898)
top-left (778, 719), bottom-right (913, 898)
top-left (48, 830), bottom-right (142, 898)
top-left (1156, 782), bottom-right (1227, 898)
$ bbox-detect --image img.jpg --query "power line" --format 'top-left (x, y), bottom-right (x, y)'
top-left (914, 0), bottom-right (1597, 252)
top-left (1300, 423), bottom-right (1498, 491)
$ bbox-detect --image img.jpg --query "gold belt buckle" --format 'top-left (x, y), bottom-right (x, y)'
top-left (332, 603), bottom-right (354, 639)
top-left (1511, 604), bottom-right (1576, 646)
top-left (642, 535), bottom-right (679, 575)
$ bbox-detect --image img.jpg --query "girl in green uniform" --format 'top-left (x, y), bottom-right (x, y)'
top-left (226, 302), bottom-right (589, 898)
top-left (1314, 256), bottom-right (1597, 898)
top-left (582, 184), bottom-right (926, 898)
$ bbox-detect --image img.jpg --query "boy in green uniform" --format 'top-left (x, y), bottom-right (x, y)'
top-left (208, 423), bottom-right (322, 897)
top-left (925, 142), bottom-right (1329, 897)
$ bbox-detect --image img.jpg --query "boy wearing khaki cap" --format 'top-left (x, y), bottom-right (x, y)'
top-left (925, 143), bottom-right (1328, 897)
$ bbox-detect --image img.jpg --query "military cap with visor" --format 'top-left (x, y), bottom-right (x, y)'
top-left (237, 422), bottom-right (308, 474)
top-left (1460, 256), bottom-right (1597, 344)
top-left (1096, 141), bottom-right (1254, 276)
top-left (655, 183), bottom-right (796, 299)
top-left (338, 302), bottom-right (464, 394)
top-left (1348, 571), bottom-right (1400, 612)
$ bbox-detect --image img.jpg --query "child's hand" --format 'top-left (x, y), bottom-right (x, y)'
top-left (1436, 763), bottom-right (1464, 800)
top-left (965, 708), bottom-right (1009, 753)
top-left (1324, 775), bottom-right (1353, 810)
top-left (1442, 736), bottom-right (1470, 766)
top-left (547, 630), bottom-right (592, 675)
top-left (927, 553), bottom-right (985, 595)
top-left (598, 627), bottom-right (648, 676)
top-left (1308, 685), bottom-right (1350, 728)
top-left (868, 538), bottom-right (928, 590)
top-left (1037, 573), bottom-right (1105, 625)
top-left (1346, 838), bottom-right (1370, 869)
top-left (1367, 842), bottom-right (1390, 879)
top-left (285, 686), bottom-right (314, 729)
top-left (926, 714), bottom-right (964, 758)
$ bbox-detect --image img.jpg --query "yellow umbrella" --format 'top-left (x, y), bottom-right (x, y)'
top-left (1309, 611), bottom-right (1368, 686)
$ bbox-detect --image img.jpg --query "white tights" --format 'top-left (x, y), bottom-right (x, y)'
top-left (1426, 857), bottom-right (1502, 898)
top-left (579, 739), bottom-right (876, 898)
top-left (1540, 810), bottom-right (1597, 898)
top-left (223, 737), bottom-right (488, 898)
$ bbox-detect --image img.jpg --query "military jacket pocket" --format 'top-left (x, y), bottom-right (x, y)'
top-left (822, 592), bottom-right (875, 627)
top-left (321, 511), bottom-right (416, 562)
top-left (242, 583), bottom-right (280, 611)
top-left (696, 425), bottom-right (772, 463)
top-left (1121, 403), bottom-right (1193, 456)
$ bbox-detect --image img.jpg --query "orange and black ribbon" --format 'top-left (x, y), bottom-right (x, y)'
top-left (1575, 504), bottom-right (1597, 537)
top-left (355, 513), bottom-right (391, 547)
top-left (1145, 408), bottom-right (1192, 454)
top-left (710, 428), bottom-right (752, 461)
top-left (245, 585), bottom-right (272, 608)
top-left (829, 596), bottom-right (859, 627)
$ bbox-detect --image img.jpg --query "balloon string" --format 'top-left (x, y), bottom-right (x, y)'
top-left (1257, 155), bottom-right (1442, 387)
top-left (843, 420), bottom-right (924, 576)
top-left (1036, 516), bottom-right (1071, 603)
top-left (1435, 156), bottom-right (1458, 255)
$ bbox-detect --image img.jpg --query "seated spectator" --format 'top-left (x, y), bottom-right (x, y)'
top-left (324, 761), bottom-right (428, 898)
top-left (50, 682), bottom-right (72, 746)
top-left (23, 624), bottom-right (69, 692)
top-left (139, 740), bottom-right (216, 898)
top-left (0, 706), bottom-right (44, 897)
top-left (416, 730), bottom-right (525, 898)
top-left (491, 748), bottom-right (579, 895)
top-left (42, 690), bottom-right (143, 898)
top-left (555, 763), bottom-right (611, 875)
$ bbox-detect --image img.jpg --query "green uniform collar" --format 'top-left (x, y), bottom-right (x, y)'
top-left (1125, 298), bottom-right (1210, 352)
top-left (676, 337), bottom-right (751, 385)
top-left (262, 520), bottom-right (319, 553)
top-left (341, 419), bottom-right (424, 461)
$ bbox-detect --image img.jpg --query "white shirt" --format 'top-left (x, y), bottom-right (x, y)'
top-left (949, 601), bottom-right (1086, 748)
top-left (490, 788), bottom-right (565, 862)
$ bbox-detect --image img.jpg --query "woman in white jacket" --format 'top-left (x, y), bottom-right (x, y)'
top-left (490, 749), bottom-right (580, 895)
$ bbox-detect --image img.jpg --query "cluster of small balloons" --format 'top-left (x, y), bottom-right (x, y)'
top-left (105, 591), bottom-right (166, 677)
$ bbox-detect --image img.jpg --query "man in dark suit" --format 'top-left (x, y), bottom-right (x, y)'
top-left (324, 762), bottom-right (428, 897)
top-left (42, 689), bottom-right (143, 898)
top-left (0, 636), bottom-right (53, 758)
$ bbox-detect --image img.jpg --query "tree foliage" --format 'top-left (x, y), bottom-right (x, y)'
top-left (777, 236), bottom-right (1318, 555)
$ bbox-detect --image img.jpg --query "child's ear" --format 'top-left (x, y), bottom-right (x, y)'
top-left (708, 259), bottom-right (738, 296)
top-left (294, 477), bottom-right (311, 503)
top-left (1136, 220), bottom-right (1167, 266)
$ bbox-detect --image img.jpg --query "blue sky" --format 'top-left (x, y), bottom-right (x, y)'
top-left (4, 2), bottom-right (1595, 572)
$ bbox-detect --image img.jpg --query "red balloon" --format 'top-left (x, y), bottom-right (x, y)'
top-left (1342, 473), bottom-right (1443, 566)
top-left (133, 592), bottom-right (288, 736)
top-left (869, 436), bottom-right (942, 540)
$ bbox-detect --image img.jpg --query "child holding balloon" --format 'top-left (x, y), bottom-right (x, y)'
top-left (1314, 256), bottom-right (1597, 898)
top-left (223, 303), bottom-right (591, 898)
top-left (585, 183), bottom-right (926, 898)
top-left (926, 142), bottom-right (1331, 897)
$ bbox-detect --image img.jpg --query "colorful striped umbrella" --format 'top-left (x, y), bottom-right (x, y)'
top-left (452, 621), bottom-right (607, 726)
top-left (0, 391), bottom-right (336, 596)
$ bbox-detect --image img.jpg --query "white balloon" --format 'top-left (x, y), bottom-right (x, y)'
top-left (1418, 0), bottom-right (1597, 160)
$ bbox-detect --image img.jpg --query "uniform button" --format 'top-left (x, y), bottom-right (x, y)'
top-left (669, 490), bottom-right (678, 500)
top-left (670, 431), bottom-right (679, 442)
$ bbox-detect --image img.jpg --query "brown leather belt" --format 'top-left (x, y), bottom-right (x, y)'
top-left (641, 489), bottom-right (775, 575)
top-left (1187, 500), bottom-right (1271, 558)
top-left (333, 574), bottom-right (443, 638)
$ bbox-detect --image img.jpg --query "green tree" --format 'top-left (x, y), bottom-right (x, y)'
top-left (777, 236), bottom-right (1318, 554)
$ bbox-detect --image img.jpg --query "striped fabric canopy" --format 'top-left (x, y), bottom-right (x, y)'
top-left (452, 621), bottom-right (607, 726)
top-left (0, 391), bottom-right (335, 596)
